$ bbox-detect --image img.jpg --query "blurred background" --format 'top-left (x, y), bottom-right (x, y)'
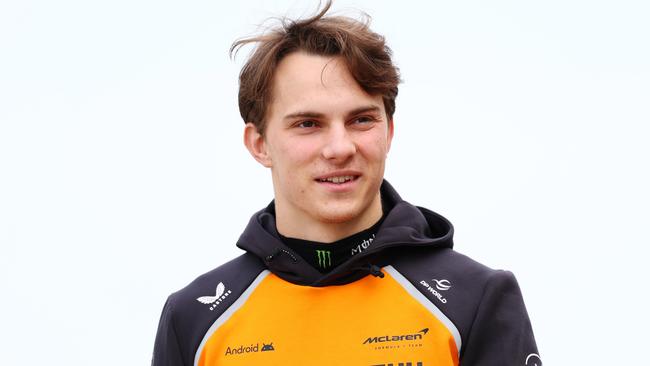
top-left (1, 0), bottom-right (648, 364)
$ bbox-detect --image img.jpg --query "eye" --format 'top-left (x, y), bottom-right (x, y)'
top-left (296, 120), bottom-right (318, 128)
top-left (351, 115), bottom-right (377, 127)
top-left (354, 116), bottom-right (374, 124)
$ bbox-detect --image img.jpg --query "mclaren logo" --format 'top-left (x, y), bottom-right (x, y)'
top-left (196, 282), bottom-right (233, 311)
top-left (363, 328), bottom-right (429, 344)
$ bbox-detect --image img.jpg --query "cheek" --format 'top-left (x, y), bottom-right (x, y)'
top-left (275, 140), bottom-right (318, 171)
top-left (359, 132), bottom-right (390, 160)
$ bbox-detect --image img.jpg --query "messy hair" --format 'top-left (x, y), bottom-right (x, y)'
top-left (231, 0), bottom-right (400, 135)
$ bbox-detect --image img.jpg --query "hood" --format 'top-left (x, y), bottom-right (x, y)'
top-left (236, 180), bottom-right (454, 286)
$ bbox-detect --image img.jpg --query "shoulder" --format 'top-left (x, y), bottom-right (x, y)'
top-left (391, 246), bottom-right (501, 291)
top-left (167, 253), bottom-right (266, 317)
top-left (389, 248), bottom-right (523, 349)
top-left (160, 253), bottom-right (267, 363)
top-left (170, 253), bottom-right (264, 301)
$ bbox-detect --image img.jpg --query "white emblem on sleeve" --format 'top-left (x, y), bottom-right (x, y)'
top-left (432, 279), bottom-right (451, 291)
top-left (525, 353), bottom-right (542, 365)
top-left (197, 282), bottom-right (225, 304)
top-left (196, 282), bottom-right (234, 310)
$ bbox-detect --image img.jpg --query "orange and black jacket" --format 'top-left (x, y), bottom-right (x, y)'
top-left (153, 181), bottom-right (540, 366)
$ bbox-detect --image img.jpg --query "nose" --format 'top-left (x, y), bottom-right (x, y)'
top-left (321, 123), bottom-right (357, 163)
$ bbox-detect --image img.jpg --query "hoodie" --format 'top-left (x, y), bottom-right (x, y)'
top-left (152, 181), bottom-right (539, 366)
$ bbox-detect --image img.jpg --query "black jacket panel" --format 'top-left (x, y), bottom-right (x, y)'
top-left (391, 248), bottom-right (539, 365)
top-left (152, 253), bottom-right (266, 365)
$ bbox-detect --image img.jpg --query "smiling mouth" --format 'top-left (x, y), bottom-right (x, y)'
top-left (316, 175), bottom-right (358, 184)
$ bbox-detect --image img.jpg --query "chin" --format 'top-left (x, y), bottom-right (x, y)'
top-left (313, 204), bottom-right (364, 224)
top-left (317, 212), bottom-right (358, 224)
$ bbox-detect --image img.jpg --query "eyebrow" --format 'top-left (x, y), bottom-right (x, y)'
top-left (283, 105), bottom-right (382, 121)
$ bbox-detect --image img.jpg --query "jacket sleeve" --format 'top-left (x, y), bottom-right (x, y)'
top-left (152, 297), bottom-right (186, 366)
top-left (460, 270), bottom-right (541, 366)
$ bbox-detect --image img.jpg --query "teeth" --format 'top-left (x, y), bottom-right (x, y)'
top-left (318, 175), bottom-right (355, 184)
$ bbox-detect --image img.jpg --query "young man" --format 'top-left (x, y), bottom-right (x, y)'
top-left (153, 2), bottom-right (539, 365)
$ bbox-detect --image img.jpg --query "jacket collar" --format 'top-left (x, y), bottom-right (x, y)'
top-left (236, 180), bottom-right (454, 286)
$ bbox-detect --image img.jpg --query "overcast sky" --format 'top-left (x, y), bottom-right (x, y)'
top-left (1, 1), bottom-right (649, 364)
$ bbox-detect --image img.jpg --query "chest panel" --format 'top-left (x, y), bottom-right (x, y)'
top-left (197, 271), bottom-right (458, 366)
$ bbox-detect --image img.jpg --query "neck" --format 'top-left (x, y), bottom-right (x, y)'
top-left (275, 195), bottom-right (383, 243)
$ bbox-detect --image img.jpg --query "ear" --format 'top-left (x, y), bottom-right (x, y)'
top-left (243, 122), bottom-right (272, 168)
top-left (386, 118), bottom-right (395, 153)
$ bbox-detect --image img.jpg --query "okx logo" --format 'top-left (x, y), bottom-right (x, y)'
top-left (316, 250), bottom-right (332, 269)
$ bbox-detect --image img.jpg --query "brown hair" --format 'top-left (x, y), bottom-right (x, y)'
top-left (231, 0), bottom-right (400, 135)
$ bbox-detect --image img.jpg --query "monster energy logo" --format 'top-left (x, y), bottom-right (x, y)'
top-left (316, 250), bottom-right (332, 268)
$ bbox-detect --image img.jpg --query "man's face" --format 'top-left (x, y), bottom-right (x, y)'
top-left (246, 52), bottom-right (393, 237)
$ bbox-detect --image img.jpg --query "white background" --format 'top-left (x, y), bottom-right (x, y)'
top-left (1, 0), bottom-right (648, 364)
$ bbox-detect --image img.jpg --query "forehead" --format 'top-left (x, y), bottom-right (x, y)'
top-left (268, 52), bottom-right (383, 118)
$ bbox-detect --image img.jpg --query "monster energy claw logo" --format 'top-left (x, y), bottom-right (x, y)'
top-left (316, 250), bottom-right (332, 268)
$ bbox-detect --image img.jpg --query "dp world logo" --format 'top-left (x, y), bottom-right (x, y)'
top-left (419, 279), bottom-right (451, 304)
top-left (431, 279), bottom-right (451, 291)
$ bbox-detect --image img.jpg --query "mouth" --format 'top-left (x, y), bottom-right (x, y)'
top-left (315, 175), bottom-right (359, 184)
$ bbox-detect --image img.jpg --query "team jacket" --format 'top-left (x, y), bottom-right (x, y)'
top-left (153, 181), bottom-right (540, 366)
